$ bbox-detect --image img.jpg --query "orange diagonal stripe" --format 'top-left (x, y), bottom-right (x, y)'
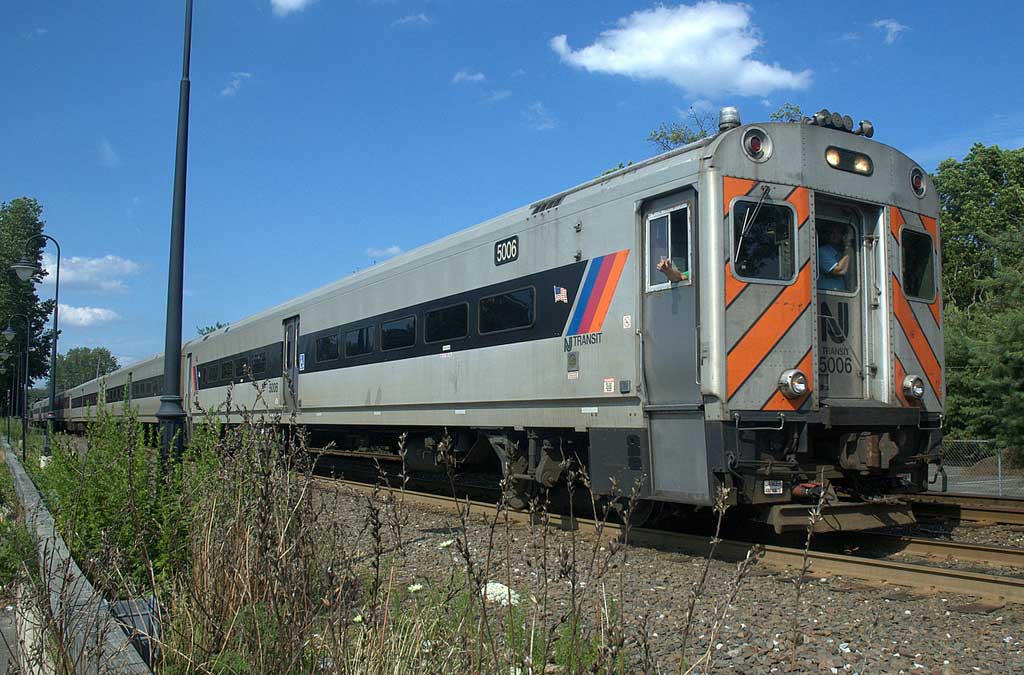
top-left (787, 187), bottom-right (810, 227)
top-left (762, 347), bottom-right (814, 411)
top-left (919, 214), bottom-right (938, 245)
top-left (890, 206), bottom-right (905, 240)
top-left (727, 264), bottom-right (812, 398)
top-left (892, 275), bottom-right (942, 398)
top-left (723, 177), bottom-right (758, 215)
top-left (585, 250), bottom-right (629, 333)
top-left (725, 261), bottom-right (747, 307)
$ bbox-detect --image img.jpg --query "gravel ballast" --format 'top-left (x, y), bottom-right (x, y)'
top-left (317, 482), bottom-right (1024, 674)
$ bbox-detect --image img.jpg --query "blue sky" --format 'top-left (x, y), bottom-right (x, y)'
top-left (2, 0), bottom-right (1022, 366)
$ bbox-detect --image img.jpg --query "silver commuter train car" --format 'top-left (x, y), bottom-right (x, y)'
top-left (49, 107), bottom-right (943, 531)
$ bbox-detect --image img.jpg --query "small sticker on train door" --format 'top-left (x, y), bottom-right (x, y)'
top-left (603, 377), bottom-right (615, 393)
top-left (299, 353), bottom-right (306, 371)
top-left (622, 315), bottom-right (632, 329)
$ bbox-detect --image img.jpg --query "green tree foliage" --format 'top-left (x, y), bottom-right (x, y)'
top-left (0, 197), bottom-right (56, 388)
top-left (647, 103), bottom-right (804, 152)
top-left (55, 346), bottom-right (120, 391)
top-left (769, 103), bottom-right (804, 122)
top-left (197, 321), bottom-right (228, 336)
top-left (933, 144), bottom-right (1024, 457)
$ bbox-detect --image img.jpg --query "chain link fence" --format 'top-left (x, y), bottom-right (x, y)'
top-left (927, 439), bottom-right (1024, 497)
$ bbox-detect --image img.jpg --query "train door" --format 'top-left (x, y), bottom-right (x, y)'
top-left (282, 315), bottom-right (300, 414)
top-left (641, 189), bottom-right (711, 503)
top-left (815, 201), bottom-right (867, 399)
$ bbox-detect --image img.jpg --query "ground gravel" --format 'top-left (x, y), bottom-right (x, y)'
top-left (316, 482), bottom-right (1024, 674)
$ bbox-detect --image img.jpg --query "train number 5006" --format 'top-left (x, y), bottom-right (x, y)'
top-left (494, 236), bottom-right (519, 266)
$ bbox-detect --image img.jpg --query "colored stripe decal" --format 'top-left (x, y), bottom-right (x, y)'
top-left (762, 347), bottom-right (814, 411)
top-left (584, 251), bottom-right (629, 334)
top-left (725, 260), bottom-right (747, 307)
top-left (919, 214), bottom-right (939, 246)
top-left (892, 275), bottom-right (943, 399)
top-left (578, 255), bottom-right (615, 333)
top-left (890, 206), bottom-right (905, 240)
top-left (727, 263), bottom-right (813, 398)
top-left (567, 249), bottom-right (630, 335)
top-left (786, 187), bottom-right (810, 228)
top-left (723, 177), bottom-right (758, 215)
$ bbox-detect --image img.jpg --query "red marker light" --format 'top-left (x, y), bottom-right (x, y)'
top-left (749, 136), bottom-right (762, 154)
top-left (912, 173), bottom-right (922, 190)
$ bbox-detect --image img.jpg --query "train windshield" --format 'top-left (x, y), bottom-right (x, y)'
top-left (732, 200), bottom-right (796, 282)
top-left (901, 229), bottom-right (936, 300)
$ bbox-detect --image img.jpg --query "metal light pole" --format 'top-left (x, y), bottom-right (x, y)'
top-left (12, 235), bottom-right (60, 457)
top-left (4, 317), bottom-right (32, 461)
top-left (157, 0), bottom-right (194, 462)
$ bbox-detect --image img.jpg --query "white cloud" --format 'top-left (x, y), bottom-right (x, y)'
top-left (59, 305), bottom-right (121, 327)
top-left (271, 0), bottom-right (314, 16)
top-left (365, 245), bottom-right (402, 259)
top-left (481, 89), bottom-right (512, 103)
top-left (22, 27), bottom-right (47, 40)
top-left (221, 72), bottom-right (252, 97)
top-left (840, 31), bottom-right (861, 42)
top-left (524, 102), bottom-right (556, 131)
top-left (873, 19), bottom-right (908, 45)
top-left (42, 253), bottom-right (141, 293)
top-left (97, 138), bottom-right (119, 167)
top-left (452, 69), bottom-right (486, 84)
top-left (550, 2), bottom-right (811, 97)
top-left (393, 13), bottom-right (430, 27)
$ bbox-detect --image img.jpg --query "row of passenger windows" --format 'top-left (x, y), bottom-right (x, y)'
top-left (314, 287), bottom-right (535, 364)
top-left (210, 351), bottom-right (268, 382)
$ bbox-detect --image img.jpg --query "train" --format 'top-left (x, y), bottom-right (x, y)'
top-left (33, 106), bottom-right (944, 532)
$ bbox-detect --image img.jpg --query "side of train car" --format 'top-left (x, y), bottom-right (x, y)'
top-left (40, 108), bottom-right (944, 531)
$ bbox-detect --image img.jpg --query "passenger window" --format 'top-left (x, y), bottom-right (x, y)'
top-left (345, 326), bottom-right (375, 357)
top-left (647, 206), bottom-right (690, 289)
top-left (425, 304), bottom-right (468, 343)
top-left (732, 201), bottom-right (796, 282)
top-left (816, 220), bottom-right (858, 293)
top-left (381, 316), bottom-right (416, 351)
top-left (316, 333), bottom-right (340, 362)
top-left (221, 361), bottom-right (234, 380)
top-left (480, 287), bottom-right (535, 334)
top-left (236, 358), bottom-right (248, 379)
top-left (252, 352), bottom-right (267, 375)
top-left (901, 229), bottom-right (936, 301)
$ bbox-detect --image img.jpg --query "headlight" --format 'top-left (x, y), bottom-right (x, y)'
top-left (903, 374), bottom-right (925, 400)
top-left (741, 127), bottom-right (772, 163)
top-left (778, 369), bottom-right (810, 399)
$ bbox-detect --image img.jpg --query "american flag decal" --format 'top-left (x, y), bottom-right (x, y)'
top-left (553, 286), bottom-right (568, 303)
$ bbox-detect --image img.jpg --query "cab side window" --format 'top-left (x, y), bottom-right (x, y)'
top-left (647, 206), bottom-right (690, 290)
top-left (901, 229), bottom-right (936, 301)
top-left (732, 201), bottom-right (796, 282)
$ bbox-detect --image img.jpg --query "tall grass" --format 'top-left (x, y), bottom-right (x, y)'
top-left (15, 385), bottom-right (758, 674)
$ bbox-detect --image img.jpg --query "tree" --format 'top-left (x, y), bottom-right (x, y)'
top-left (933, 144), bottom-right (1024, 457)
top-left (647, 103), bottom-right (804, 152)
top-left (0, 198), bottom-right (56, 388)
top-left (197, 322), bottom-right (228, 336)
top-left (769, 103), bottom-right (804, 122)
top-left (55, 347), bottom-right (120, 392)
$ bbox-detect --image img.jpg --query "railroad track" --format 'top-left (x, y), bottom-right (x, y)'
top-left (322, 478), bottom-right (1024, 605)
top-left (903, 493), bottom-right (1024, 526)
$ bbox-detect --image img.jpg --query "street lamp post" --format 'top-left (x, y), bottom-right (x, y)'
top-left (12, 234), bottom-right (60, 457)
top-left (157, 0), bottom-right (194, 462)
top-left (4, 318), bottom-right (33, 461)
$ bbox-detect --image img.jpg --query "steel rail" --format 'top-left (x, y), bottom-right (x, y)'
top-left (840, 532), bottom-right (1024, 568)
top-left (323, 479), bottom-right (1024, 605)
top-left (903, 493), bottom-right (1024, 526)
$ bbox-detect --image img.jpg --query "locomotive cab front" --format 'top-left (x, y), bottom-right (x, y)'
top-left (692, 110), bottom-right (943, 532)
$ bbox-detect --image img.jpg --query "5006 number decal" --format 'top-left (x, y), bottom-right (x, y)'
top-left (494, 236), bottom-right (519, 266)
top-left (820, 356), bottom-right (854, 374)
